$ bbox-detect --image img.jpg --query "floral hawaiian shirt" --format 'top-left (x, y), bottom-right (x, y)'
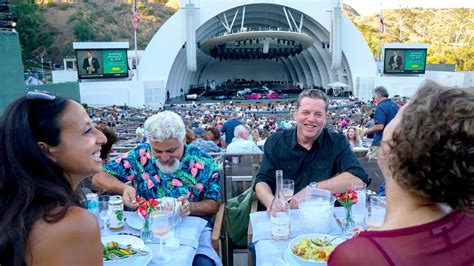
top-left (103, 143), bottom-right (221, 202)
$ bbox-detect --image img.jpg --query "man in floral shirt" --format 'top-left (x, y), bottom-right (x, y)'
top-left (92, 111), bottom-right (221, 266)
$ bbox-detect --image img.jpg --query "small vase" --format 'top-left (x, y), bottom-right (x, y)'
top-left (342, 205), bottom-right (355, 234)
top-left (140, 213), bottom-right (153, 243)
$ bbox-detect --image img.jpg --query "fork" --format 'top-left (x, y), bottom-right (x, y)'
top-left (108, 253), bottom-right (122, 261)
top-left (311, 234), bottom-right (351, 247)
top-left (117, 244), bottom-right (149, 256)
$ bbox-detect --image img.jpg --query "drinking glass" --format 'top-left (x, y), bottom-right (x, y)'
top-left (98, 195), bottom-right (111, 235)
top-left (162, 197), bottom-right (181, 250)
top-left (280, 179), bottom-right (294, 202)
top-left (151, 202), bottom-right (173, 263)
top-left (351, 182), bottom-right (367, 226)
top-left (366, 196), bottom-right (386, 228)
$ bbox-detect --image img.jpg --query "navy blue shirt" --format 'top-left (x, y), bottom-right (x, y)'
top-left (221, 118), bottom-right (243, 144)
top-left (255, 128), bottom-right (368, 194)
top-left (373, 99), bottom-right (400, 146)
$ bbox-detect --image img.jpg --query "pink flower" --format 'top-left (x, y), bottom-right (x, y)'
top-left (123, 160), bottom-right (131, 169)
top-left (195, 183), bottom-right (204, 192)
top-left (140, 156), bottom-right (147, 166)
top-left (126, 174), bottom-right (135, 181)
top-left (189, 162), bottom-right (195, 169)
top-left (139, 149), bottom-right (146, 157)
top-left (146, 178), bottom-right (154, 189)
top-left (142, 173), bottom-right (150, 180)
top-left (153, 174), bottom-right (161, 183)
top-left (211, 173), bottom-right (218, 179)
top-left (146, 152), bottom-right (151, 159)
top-left (172, 179), bottom-right (183, 186)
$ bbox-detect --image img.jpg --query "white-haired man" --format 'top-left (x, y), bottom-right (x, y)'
top-left (92, 111), bottom-right (221, 266)
top-left (225, 125), bottom-right (262, 153)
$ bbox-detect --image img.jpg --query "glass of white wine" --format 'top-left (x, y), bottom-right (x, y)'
top-left (151, 202), bottom-right (173, 263)
top-left (280, 179), bottom-right (294, 202)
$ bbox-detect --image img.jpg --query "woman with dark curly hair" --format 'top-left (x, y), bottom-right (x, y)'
top-left (329, 81), bottom-right (474, 265)
top-left (0, 91), bottom-right (106, 265)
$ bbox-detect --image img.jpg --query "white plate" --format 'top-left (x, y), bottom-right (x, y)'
top-left (102, 235), bottom-right (147, 265)
top-left (103, 244), bottom-right (152, 266)
top-left (126, 212), bottom-right (145, 230)
top-left (288, 234), bottom-right (345, 265)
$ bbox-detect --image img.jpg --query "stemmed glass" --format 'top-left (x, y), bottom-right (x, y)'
top-left (98, 195), bottom-right (112, 236)
top-left (280, 179), bottom-right (294, 202)
top-left (366, 196), bottom-right (386, 228)
top-left (151, 200), bottom-right (174, 263)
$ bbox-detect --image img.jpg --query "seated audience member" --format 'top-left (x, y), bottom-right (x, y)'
top-left (345, 126), bottom-right (363, 149)
top-left (329, 81), bottom-right (474, 265)
top-left (255, 89), bottom-right (368, 210)
top-left (185, 128), bottom-right (196, 144)
top-left (92, 111), bottom-right (222, 266)
top-left (206, 127), bottom-right (226, 149)
top-left (191, 128), bottom-right (221, 153)
top-left (251, 128), bottom-right (261, 144)
top-left (0, 91), bottom-right (106, 265)
top-left (225, 125), bottom-right (262, 153)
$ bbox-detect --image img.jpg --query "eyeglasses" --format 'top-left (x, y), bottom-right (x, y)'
top-left (26, 90), bottom-right (56, 101)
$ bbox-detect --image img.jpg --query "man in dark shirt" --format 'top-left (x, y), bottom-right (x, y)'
top-left (361, 86), bottom-right (399, 160)
top-left (255, 89), bottom-right (368, 210)
top-left (220, 112), bottom-right (243, 145)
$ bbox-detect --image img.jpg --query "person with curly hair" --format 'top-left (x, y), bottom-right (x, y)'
top-left (0, 91), bottom-right (106, 266)
top-left (328, 81), bottom-right (474, 265)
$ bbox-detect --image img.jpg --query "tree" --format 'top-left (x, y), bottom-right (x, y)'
top-left (73, 19), bottom-right (96, 41)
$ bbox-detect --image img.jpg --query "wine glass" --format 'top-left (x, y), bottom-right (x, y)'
top-left (280, 179), bottom-right (294, 202)
top-left (98, 195), bottom-right (111, 235)
top-left (151, 202), bottom-right (174, 263)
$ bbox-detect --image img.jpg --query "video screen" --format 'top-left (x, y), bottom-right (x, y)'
top-left (383, 48), bottom-right (427, 74)
top-left (76, 49), bottom-right (129, 79)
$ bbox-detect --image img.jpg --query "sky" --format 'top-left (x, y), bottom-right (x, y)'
top-left (344, 0), bottom-right (473, 16)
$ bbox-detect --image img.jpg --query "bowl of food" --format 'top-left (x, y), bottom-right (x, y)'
top-left (288, 234), bottom-right (344, 265)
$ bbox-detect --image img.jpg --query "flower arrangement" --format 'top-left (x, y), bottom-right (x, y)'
top-left (335, 189), bottom-right (358, 233)
top-left (136, 197), bottom-right (159, 242)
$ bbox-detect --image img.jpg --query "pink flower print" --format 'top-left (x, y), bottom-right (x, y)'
top-left (121, 152), bottom-right (129, 159)
top-left (211, 172), bottom-right (218, 179)
top-left (153, 174), bottom-right (161, 183)
top-left (146, 178), bottom-right (154, 189)
top-left (139, 149), bottom-right (146, 157)
top-left (172, 179), bottom-right (183, 187)
top-left (195, 162), bottom-right (204, 169)
top-left (126, 174), bottom-right (135, 181)
top-left (140, 156), bottom-right (147, 166)
top-left (190, 161), bottom-right (205, 177)
top-left (142, 173), bottom-right (150, 180)
top-left (115, 157), bottom-right (122, 163)
top-left (195, 183), bottom-right (204, 192)
top-left (146, 152), bottom-right (151, 159)
top-left (123, 160), bottom-right (131, 169)
top-left (191, 167), bottom-right (198, 177)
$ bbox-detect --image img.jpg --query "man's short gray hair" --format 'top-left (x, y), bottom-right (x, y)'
top-left (234, 125), bottom-right (249, 139)
top-left (144, 111), bottom-right (186, 143)
top-left (296, 89), bottom-right (329, 112)
top-left (373, 86), bottom-right (389, 98)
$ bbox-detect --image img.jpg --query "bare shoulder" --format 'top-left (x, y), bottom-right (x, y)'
top-left (27, 206), bottom-right (102, 266)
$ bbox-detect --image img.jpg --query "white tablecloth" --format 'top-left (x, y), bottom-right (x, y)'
top-left (250, 208), bottom-right (346, 266)
top-left (105, 211), bottom-right (208, 265)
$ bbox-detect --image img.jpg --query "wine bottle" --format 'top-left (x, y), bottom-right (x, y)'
top-left (270, 169), bottom-right (290, 241)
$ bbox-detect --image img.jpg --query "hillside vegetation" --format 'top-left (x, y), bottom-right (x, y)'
top-left (10, 1), bottom-right (474, 71)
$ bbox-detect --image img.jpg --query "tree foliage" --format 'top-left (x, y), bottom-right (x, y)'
top-left (346, 7), bottom-right (474, 71)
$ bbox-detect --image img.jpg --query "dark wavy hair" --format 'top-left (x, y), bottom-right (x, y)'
top-left (0, 95), bottom-right (80, 266)
top-left (96, 126), bottom-right (118, 161)
top-left (387, 81), bottom-right (474, 212)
